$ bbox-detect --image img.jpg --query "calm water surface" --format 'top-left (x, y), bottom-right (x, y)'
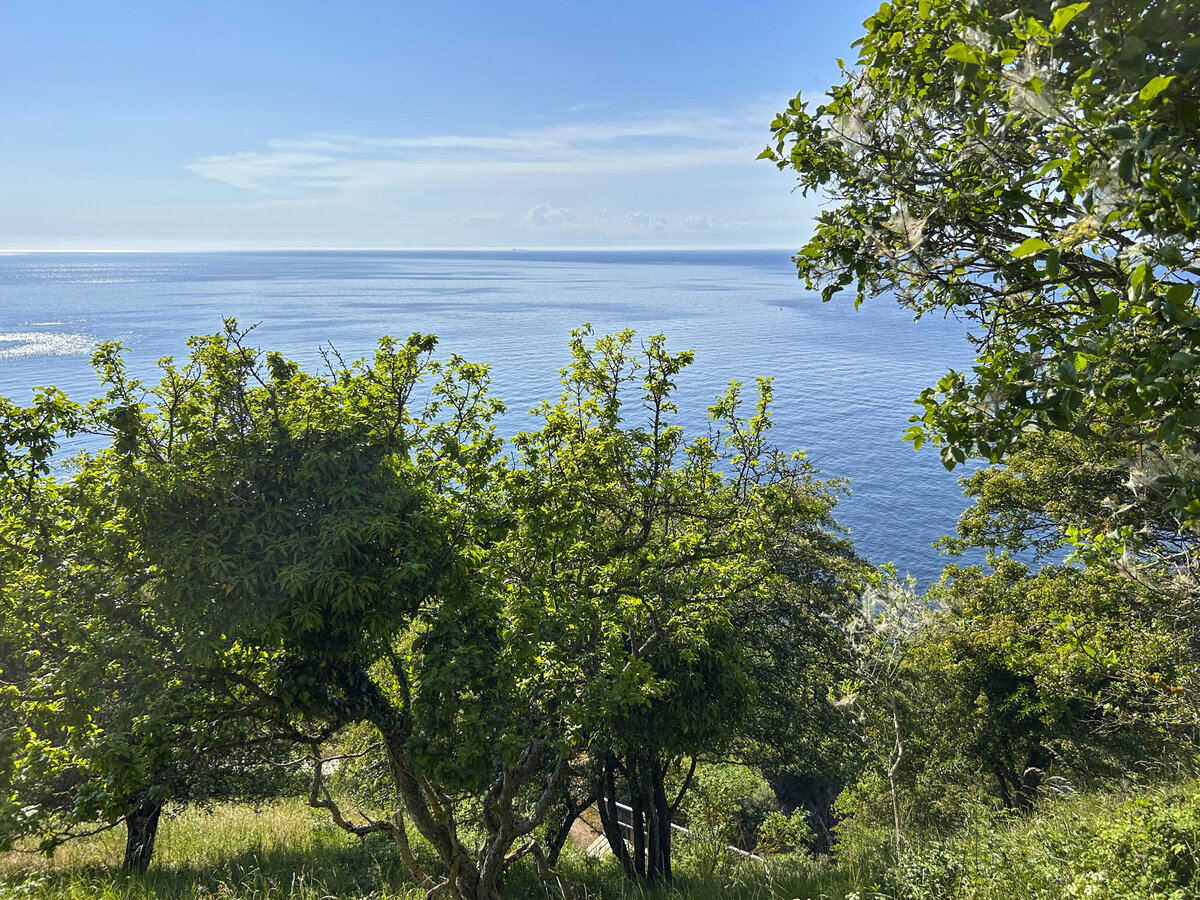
top-left (0, 249), bottom-right (979, 584)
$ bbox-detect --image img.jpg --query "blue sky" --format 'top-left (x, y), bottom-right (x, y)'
top-left (1, 0), bottom-right (880, 250)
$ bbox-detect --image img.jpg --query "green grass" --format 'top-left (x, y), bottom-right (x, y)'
top-left (3, 782), bottom-right (1198, 899)
top-left (0, 800), bottom-right (865, 900)
top-left (0, 799), bottom-right (420, 899)
top-left (882, 780), bottom-right (1200, 900)
top-left (543, 852), bottom-right (863, 900)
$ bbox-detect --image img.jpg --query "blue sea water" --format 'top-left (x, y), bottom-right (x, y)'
top-left (0, 249), bottom-right (980, 584)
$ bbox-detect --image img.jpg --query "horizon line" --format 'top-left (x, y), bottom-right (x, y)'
top-left (0, 244), bottom-right (801, 255)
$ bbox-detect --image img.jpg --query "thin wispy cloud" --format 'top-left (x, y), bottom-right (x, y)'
top-left (185, 111), bottom-right (766, 196)
top-left (154, 103), bottom-right (811, 247)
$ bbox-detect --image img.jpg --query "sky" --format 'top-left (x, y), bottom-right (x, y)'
top-left (0, 0), bottom-right (881, 251)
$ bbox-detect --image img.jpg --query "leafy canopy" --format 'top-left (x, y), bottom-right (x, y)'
top-left (2, 322), bottom-right (860, 897)
top-left (763, 0), bottom-right (1200, 551)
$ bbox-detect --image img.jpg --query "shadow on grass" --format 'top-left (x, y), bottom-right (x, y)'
top-left (507, 851), bottom-right (871, 900)
top-left (0, 834), bottom-right (419, 899)
top-left (2, 835), bottom-right (872, 899)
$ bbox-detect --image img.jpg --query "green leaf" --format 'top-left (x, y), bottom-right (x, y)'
top-left (1129, 262), bottom-right (1150, 299)
top-left (1117, 150), bottom-right (1136, 183)
top-left (1012, 238), bottom-right (1051, 258)
top-left (1139, 74), bottom-right (1175, 103)
top-left (1157, 246), bottom-right (1187, 268)
top-left (1058, 358), bottom-right (1078, 384)
top-left (1050, 2), bottom-right (1089, 35)
top-left (945, 42), bottom-right (982, 65)
top-left (1164, 282), bottom-right (1195, 306)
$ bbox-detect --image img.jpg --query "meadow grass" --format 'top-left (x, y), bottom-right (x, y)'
top-left (0, 799), bottom-right (420, 899)
top-left (0, 798), bottom-right (869, 900)
top-left (2, 781), bottom-right (1197, 899)
top-left (880, 779), bottom-right (1200, 900)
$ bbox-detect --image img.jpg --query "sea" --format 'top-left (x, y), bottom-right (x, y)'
top-left (0, 249), bottom-right (981, 586)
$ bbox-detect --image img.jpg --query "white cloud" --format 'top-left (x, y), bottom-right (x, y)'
top-left (619, 210), bottom-right (670, 231)
top-left (185, 112), bottom-right (764, 196)
top-left (521, 203), bottom-right (583, 228)
top-left (510, 205), bottom-right (754, 236)
top-left (185, 152), bottom-right (337, 192)
top-left (156, 104), bottom-right (818, 248)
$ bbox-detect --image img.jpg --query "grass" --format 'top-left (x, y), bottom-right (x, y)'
top-left (881, 780), bottom-right (1200, 900)
top-left (3, 781), bottom-right (1198, 899)
top-left (0, 799), bottom-right (866, 900)
top-left (0, 799), bottom-right (419, 899)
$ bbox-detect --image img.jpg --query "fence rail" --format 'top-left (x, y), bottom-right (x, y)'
top-left (592, 800), bottom-right (767, 863)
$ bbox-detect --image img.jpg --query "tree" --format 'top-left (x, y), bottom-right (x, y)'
top-left (2, 323), bottom-right (860, 899)
top-left (1, 325), bottom-right (513, 893)
top-left (940, 434), bottom-right (1200, 733)
top-left (497, 327), bottom-right (859, 883)
top-left (78, 326), bottom-right (539, 900)
top-left (0, 384), bottom-right (305, 872)
top-left (912, 559), bottom-right (1193, 808)
top-left (763, 0), bottom-right (1200, 588)
top-left (829, 556), bottom-right (1195, 859)
top-left (833, 574), bottom-right (935, 858)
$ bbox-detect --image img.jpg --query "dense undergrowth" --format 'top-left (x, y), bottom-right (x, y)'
top-left (2, 780), bottom-right (1197, 900)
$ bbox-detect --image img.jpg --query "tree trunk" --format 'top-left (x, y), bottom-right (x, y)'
top-left (122, 797), bottom-right (163, 874)
top-left (1016, 745), bottom-right (1051, 814)
top-left (544, 788), bottom-right (594, 867)
top-left (993, 760), bottom-right (1015, 811)
top-left (886, 694), bottom-right (905, 859)
top-left (605, 752), bottom-right (673, 883)
top-left (650, 756), bottom-right (672, 882)
top-left (598, 755), bottom-right (635, 878)
top-left (630, 780), bottom-right (646, 878)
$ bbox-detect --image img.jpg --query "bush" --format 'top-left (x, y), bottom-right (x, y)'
top-left (883, 781), bottom-right (1200, 900)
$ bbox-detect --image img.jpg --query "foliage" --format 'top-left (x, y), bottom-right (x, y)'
top-left (673, 762), bottom-right (813, 879)
top-left (830, 571), bottom-right (941, 857)
top-left (940, 432), bottom-right (1140, 566)
top-left (2, 323), bottom-right (516, 897)
top-left (766, 2), bottom-right (1200, 857)
top-left (0, 381), bottom-right (302, 872)
top-left (921, 559), bottom-right (1193, 793)
top-left (754, 808), bottom-right (814, 855)
top-left (846, 557), bottom-right (1193, 844)
top-left (830, 555), bottom-right (1197, 860)
top-left (676, 764), bottom-right (767, 877)
top-left (1, 323), bottom-right (859, 898)
top-left (495, 326), bottom-right (859, 884)
top-left (763, 0), bottom-right (1200, 583)
top-left (942, 431), bottom-right (1200, 737)
top-left (883, 780), bottom-right (1200, 900)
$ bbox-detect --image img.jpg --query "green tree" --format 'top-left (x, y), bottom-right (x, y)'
top-left (498, 327), bottom-right (859, 883)
top-left (831, 558), bottom-right (1193, 861)
top-left (763, 0), bottom-right (1200, 589)
top-left (0, 386), bottom-right (305, 872)
top-left (924, 559), bottom-right (1191, 798)
top-left (2, 324), bottom-right (860, 899)
top-left (1, 325), bottom-right (515, 895)
top-left (82, 326), bottom-right (534, 900)
top-left (833, 575), bottom-right (937, 858)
